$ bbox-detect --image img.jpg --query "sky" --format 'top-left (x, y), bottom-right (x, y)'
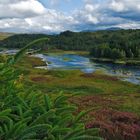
top-left (0, 0), bottom-right (140, 33)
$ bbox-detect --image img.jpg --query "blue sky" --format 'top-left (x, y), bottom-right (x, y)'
top-left (39, 0), bottom-right (84, 13)
top-left (0, 0), bottom-right (140, 33)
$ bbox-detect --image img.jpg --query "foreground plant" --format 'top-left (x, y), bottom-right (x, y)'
top-left (0, 38), bottom-right (102, 140)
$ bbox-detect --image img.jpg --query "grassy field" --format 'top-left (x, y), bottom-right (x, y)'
top-left (40, 49), bottom-right (140, 67)
top-left (40, 49), bottom-right (89, 56)
top-left (91, 57), bottom-right (140, 66)
top-left (3, 53), bottom-right (138, 139)
top-left (15, 55), bottom-right (140, 115)
top-left (0, 32), bottom-right (14, 41)
top-left (0, 36), bottom-right (140, 139)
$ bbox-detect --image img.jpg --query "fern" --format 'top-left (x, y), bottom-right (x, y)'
top-left (0, 38), bottom-right (102, 140)
top-left (12, 38), bottom-right (49, 64)
top-left (54, 95), bottom-right (68, 107)
top-left (44, 94), bottom-right (52, 111)
top-left (31, 110), bottom-right (55, 125)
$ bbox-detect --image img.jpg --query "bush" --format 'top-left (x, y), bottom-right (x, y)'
top-left (86, 109), bottom-right (140, 140)
top-left (0, 38), bottom-right (102, 140)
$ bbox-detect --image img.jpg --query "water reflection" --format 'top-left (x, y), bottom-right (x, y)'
top-left (0, 49), bottom-right (19, 55)
top-left (0, 49), bottom-right (139, 85)
top-left (34, 54), bottom-right (140, 85)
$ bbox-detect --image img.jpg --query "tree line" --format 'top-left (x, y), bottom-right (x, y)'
top-left (0, 29), bottom-right (140, 59)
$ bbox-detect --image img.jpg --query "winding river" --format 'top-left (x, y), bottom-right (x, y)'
top-left (34, 53), bottom-right (140, 85)
top-left (0, 49), bottom-right (140, 85)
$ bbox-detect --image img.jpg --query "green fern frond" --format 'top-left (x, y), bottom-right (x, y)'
top-left (44, 94), bottom-right (52, 111)
top-left (31, 110), bottom-right (55, 126)
top-left (54, 95), bottom-right (68, 108)
top-left (17, 124), bottom-right (51, 139)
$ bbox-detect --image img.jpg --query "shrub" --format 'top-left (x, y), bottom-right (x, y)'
top-left (86, 109), bottom-right (140, 140)
top-left (0, 38), bottom-right (102, 140)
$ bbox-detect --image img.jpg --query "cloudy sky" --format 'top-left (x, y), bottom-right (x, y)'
top-left (0, 0), bottom-right (140, 33)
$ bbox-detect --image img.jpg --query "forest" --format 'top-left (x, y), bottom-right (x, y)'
top-left (0, 29), bottom-right (140, 60)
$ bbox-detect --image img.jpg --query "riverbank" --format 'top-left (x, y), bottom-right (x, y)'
top-left (15, 55), bottom-right (140, 111)
top-left (32, 51), bottom-right (140, 85)
top-left (1, 51), bottom-right (140, 114)
top-left (91, 57), bottom-right (140, 66)
top-left (39, 49), bottom-right (89, 56)
top-left (12, 54), bottom-right (140, 139)
top-left (40, 49), bottom-right (140, 66)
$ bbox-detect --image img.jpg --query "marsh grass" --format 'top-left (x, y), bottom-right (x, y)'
top-left (3, 44), bottom-right (139, 140)
top-left (1, 50), bottom-right (140, 140)
top-left (0, 39), bottom-right (102, 140)
top-left (16, 54), bottom-right (140, 96)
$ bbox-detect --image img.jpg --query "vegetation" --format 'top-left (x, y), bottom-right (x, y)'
top-left (90, 44), bottom-right (126, 60)
top-left (0, 39), bottom-right (102, 140)
top-left (0, 34), bottom-right (49, 49)
top-left (0, 32), bottom-right (140, 139)
top-left (15, 55), bottom-right (140, 140)
top-left (0, 32), bottom-right (13, 41)
top-left (0, 30), bottom-right (140, 61)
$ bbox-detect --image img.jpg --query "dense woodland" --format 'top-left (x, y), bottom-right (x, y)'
top-left (0, 29), bottom-right (140, 59)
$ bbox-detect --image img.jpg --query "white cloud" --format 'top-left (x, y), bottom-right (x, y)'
top-left (110, 0), bottom-right (140, 12)
top-left (110, 1), bottom-right (126, 12)
top-left (50, 0), bottom-right (71, 6)
top-left (0, 7), bottom-right (78, 33)
top-left (85, 4), bottom-right (95, 12)
top-left (0, 0), bottom-right (140, 33)
top-left (74, 3), bottom-right (100, 25)
top-left (0, 0), bottom-right (78, 33)
top-left (117, 22), bottom-right (140, 29)
top-left (73, 0), bottom-right (140, 30)
top-left (0, 0), bottom-right (46, 18)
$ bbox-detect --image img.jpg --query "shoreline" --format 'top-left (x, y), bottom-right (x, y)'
top-left (39, 49), bottom-right (140, 67)
top-left (90, 57), bottom-right (140, 67)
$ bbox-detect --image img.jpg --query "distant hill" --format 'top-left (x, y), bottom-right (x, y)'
top-left (105, 27), bottom-right (122, 31)
top-left (0, 29), bottom-right (140, 59)
top-left (0, 33), bottom-right (50, 48)
top-left (81, 27), bottom-right (122, 32)
top-left (0, 32), bottom-right (14, 40)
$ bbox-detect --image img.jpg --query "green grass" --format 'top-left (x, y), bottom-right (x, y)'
top-left (1, 52), bottom-right (140, 139)
top-left (17, 56), bottom-right (140, 96)
top-left (28, 69), bottom-right (139, 95)
top-left (91, 57), bottom-right (140, 66)
top-left (13, 55), bottom-right (140, 116)
top-left (0, 32), bottom-right (14, 40)
top-left (1, 38), bottom-right (139, 139)
top-left (40, 49), bottom-right (89, 56)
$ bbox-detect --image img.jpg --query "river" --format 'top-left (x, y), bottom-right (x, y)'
top-left (34, 53), bottom-right (140, 85)
top-left (0, 49), bottom-right (139, 85)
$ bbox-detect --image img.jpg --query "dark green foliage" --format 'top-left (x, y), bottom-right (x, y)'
top-left (0, 39), bottom-right (102, 140)
top-left (90, 45), bottom-right (126, 60)
top-left (13, 37), bottom-right (49, 63)
top-left (1, 29), bottom-right (140, 59)
top-left (0, 34), bottom-right (48, 49)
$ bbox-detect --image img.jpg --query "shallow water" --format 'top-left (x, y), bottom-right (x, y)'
top-left (0, 49), bottom-right (19, 55)
top-left (34, 53), bottom-right (140, 85)
top-left (0, 49), bottom-right (139, 85)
